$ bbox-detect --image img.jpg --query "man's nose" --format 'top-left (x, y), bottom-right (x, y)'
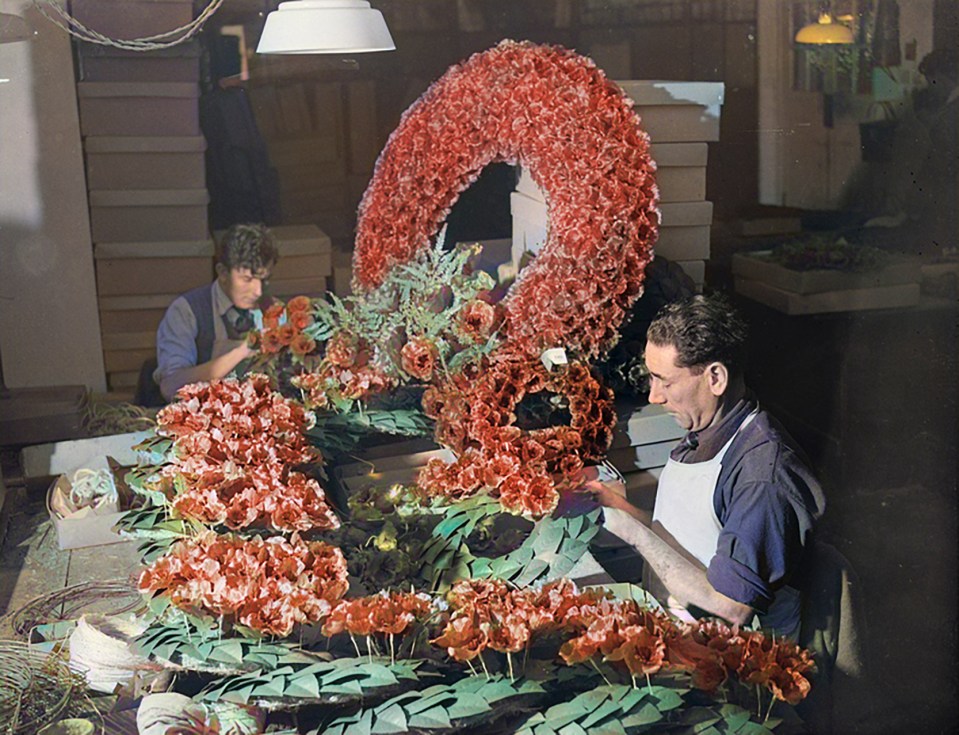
top-left (252, 279), bottom-right (263, 298)
top-left (648, 382), bottom-right (665, 405)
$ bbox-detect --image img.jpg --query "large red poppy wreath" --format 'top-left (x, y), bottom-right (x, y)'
top-left (353, 40), bottom-right (660, 515)
top-left (354, 39), bottom-right (659, 360)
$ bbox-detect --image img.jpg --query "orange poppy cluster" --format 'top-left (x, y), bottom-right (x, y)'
top-left (428, 578), bottom-right (814, 705)
top-left (321, 590), bottom-right (434, 638)
top-left (257, 295), bottom-right (317, 359)
top-left (292, 330), bottom-right (396, 410)
top-left (418, 355), bottom-right (616, 516)
top-left (156, 375), bottom-right (339, 533)
top-left (138, 531), bottom-right (349, 638)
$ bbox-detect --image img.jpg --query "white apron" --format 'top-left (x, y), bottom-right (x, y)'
top-left (652, 410), bottom-right (758, 619)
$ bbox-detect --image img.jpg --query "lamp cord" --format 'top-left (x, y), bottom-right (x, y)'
top-left (32, 0), bottom-right (227, 51)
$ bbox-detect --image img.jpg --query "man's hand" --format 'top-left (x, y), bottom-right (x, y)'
top-left (584, 477), bottom-right (633, 514)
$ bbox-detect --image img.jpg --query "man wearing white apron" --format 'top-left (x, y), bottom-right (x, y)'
top-left (590, 295), bottom-right (825, 640)
top-left (153, 224), bottom-right (277, 401)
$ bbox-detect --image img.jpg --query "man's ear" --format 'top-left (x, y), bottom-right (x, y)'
top-left (215, 262), bottom-right (228, 279)
top-left (706, 362), bottom-right (729, 397)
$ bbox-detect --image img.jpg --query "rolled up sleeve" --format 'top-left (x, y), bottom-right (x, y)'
top-left (155, 298), bottom-right (198, 400)
top-left (706, 480), bottom-right (802, 613)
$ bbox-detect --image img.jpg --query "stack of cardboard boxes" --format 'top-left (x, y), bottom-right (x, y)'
top-left (72, 0), bottom-right (210, 396)
top-left (510, 80), bottom-right (725, 291)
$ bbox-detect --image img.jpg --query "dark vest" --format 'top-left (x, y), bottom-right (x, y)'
top-left (182, 283), bottom-right (217, 365)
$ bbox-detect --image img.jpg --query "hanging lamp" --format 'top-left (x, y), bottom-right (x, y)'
top-left (795, 12), bottom-right (854, 45)
top-left (257, 0), bottom-right (395, 55)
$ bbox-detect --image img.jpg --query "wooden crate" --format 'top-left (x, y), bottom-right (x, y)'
top-left (732, 252), bottom-right (922, 294)
top-left (85, 136), bottom-right (206, 190)
top-left (734, 278), bottom-right (921, 316)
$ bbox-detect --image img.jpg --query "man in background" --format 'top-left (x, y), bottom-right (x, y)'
top-left (152, 223), bottom-right (278, 402)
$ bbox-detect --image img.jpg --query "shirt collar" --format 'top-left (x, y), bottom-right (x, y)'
top-left (671, 391), bottom-right (759, 463)
top-left (212, 279), bottom-right (234, 318)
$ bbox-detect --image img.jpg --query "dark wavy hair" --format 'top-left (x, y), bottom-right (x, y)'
top-left (216, 223), bottom-right (279, 274)
top-left (646, 294), bottom-right (748, 377)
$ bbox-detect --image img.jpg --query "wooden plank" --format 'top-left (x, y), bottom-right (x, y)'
top-left (734, 278), bottom-right (922, 316)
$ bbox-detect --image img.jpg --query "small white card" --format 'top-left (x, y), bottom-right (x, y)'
top-left (541, 347), bottom-right (568, 371)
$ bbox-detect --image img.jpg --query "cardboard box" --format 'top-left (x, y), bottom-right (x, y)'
top-left (71, 0), bottom-right (194, 40)
top-left (77, 82), bottom-right (201, 137)
top-left (659, 201), bottom-right (713, 227)
top-left (21, 431), bottom-right (151, 479)
top-left (96, 256), bottom-right (212, 297)
top-left (616, 80), bottom-right (725, 143)
top-left (654, 226), bottom-right (711, 261)
top-left (89, 189), bottom-right (209, 243)
top-left (77, 50), bottom-right (201, 84)
top-left (269, 277), bottom-right (328, 298)
top-left (85, 136), bottom-right (206, 190)
top-left (270, 253), bottom-right (333, 281)
top-left (655, 166), bottom-right (706, 202)
top-left (47, 475), bottom-right (125, 550)
top-left (676, 259), bottom-right (706, 287)
top-left (99, 307), bottom-right (167, 333)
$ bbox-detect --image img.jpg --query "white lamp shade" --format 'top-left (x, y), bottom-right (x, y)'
top-left (257, 0), bottom-right (395, 54)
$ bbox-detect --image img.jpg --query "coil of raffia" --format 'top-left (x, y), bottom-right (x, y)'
top-left (3, 579), bottom-right (142, 640)
top-left (0, 641), bottom-right (79, 734)
top-left (69, 614), bottom-right (150, 693)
